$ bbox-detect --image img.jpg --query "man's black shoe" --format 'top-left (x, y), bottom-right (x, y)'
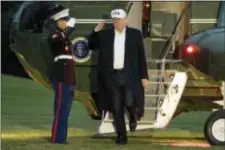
top-left (129, 121), bottom-right (137, 132)
top-left (115, 135), bottom-right (127, 145)
top-left (129, 114), bottom-right (137, 132)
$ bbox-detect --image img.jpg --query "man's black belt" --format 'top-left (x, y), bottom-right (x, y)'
top-left (113, 68), bottom-right (124, 72)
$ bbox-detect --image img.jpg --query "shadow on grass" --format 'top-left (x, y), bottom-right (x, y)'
top-left (4, 135), bottom-right (224, 150)
top-left (91, 134), bottom-right (205, 141)
top-left (2, 135), bottom-right (156, 146)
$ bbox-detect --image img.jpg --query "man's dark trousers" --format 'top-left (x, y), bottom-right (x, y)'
top-left (51, 82), bottom-right (74, 144)
top-left (110, 70), bottom-right (136, 136)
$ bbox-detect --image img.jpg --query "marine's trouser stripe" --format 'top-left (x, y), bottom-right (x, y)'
top-left (51, 82), bottom-right (62, 143)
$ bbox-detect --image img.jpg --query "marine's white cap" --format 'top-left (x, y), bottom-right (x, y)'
top-left (51, 8), bottom-right (70, 21)
top-left (111, 9), bottom-right (127, 19)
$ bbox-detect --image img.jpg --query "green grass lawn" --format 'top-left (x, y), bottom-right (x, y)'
top-left (1, 74), bottom-right (224, 150)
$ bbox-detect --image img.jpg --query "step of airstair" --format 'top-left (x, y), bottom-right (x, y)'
top-left (142, 69), bottom-right (175, 122)
top-left (141, 69), bottom-right (188, 124)
top-left (147, 69), bottom-right (176, 81)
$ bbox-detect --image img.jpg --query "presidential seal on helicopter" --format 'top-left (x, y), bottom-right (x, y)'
top-left (72, 37), bottom-right (92, 63)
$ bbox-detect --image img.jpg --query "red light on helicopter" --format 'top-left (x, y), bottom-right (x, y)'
top-left (184, 45), bottom-right (199, 54)
top-left (186, 46), bottom-right (194, 53)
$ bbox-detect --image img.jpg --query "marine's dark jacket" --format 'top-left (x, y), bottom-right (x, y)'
top-left (48, 31), bottom-right (75, 85)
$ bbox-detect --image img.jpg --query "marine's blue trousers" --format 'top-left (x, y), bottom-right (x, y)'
top-left (51, 82), bottom-right (74, 144)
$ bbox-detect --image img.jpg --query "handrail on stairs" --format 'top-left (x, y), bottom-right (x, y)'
top-left (153, 3), bottom-right (192, 110)
top-left (125, 1), bottom-right (134, 13)
top-left (159, 2), bottom-right (191, 59)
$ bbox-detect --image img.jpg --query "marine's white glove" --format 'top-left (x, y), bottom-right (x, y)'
top-left (66, 18), bottom-right (76, 27)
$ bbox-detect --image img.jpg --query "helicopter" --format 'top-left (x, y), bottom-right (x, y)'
top-left (7, 1), bottom-right (225, 146)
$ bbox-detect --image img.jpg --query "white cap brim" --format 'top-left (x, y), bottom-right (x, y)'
top-left (51, 8), bottom-right (70, 21)
top-left (111, 9), bottom-right (127, 19)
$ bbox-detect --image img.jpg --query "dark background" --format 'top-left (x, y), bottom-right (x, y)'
top-left (1, 1), bottom-right (29, 78)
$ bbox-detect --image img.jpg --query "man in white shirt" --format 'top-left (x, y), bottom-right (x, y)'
top-left (88, 9), bottom-right (149, 145)
top-left (113, 27), bottom-right (126, 69)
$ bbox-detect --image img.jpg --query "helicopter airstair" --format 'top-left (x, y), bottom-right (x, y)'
top-left (96, 59), bottom-right (187, 134)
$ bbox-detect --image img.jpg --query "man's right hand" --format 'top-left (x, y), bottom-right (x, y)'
top-left (94, 23), bottom-right (105, 32)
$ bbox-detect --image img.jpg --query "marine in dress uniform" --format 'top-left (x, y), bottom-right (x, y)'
top-left (88, 9), bottom-right (149, 145)
top-left (48, 8), bottom-right (76, 144)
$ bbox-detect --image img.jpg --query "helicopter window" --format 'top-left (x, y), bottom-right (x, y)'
top-left (19, 2), bottom-right (58, 33)
top-left (19, 3), bottom-right (37, 32)
top-left (190, 1), bottom-right (220, 34)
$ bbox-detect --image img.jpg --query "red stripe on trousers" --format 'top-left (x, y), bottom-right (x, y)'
top-left (52, 82), bottom-right (62, 143)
